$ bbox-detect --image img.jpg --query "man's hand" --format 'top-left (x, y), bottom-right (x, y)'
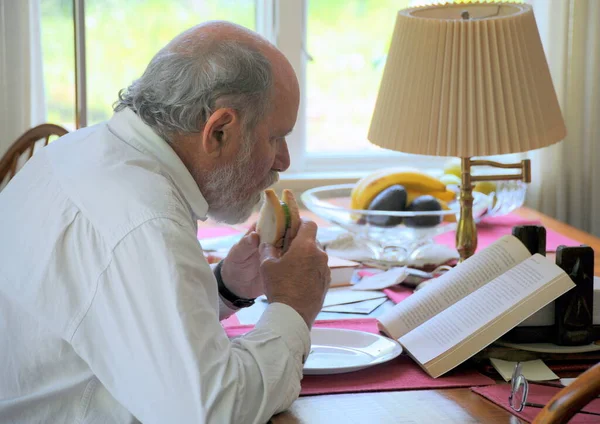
top-left (220, 225), bottom-right (264, 300)
top-left (259, 220), bottom-right (330, 328)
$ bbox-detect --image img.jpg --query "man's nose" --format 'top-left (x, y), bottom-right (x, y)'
top-left (272, 140), bottom-right (290, 172)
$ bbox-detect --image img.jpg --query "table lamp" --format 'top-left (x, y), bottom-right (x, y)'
top-left (368, 2), bottom-right (566, 261)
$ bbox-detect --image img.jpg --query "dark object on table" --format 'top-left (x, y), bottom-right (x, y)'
top-left (512, 225), bottom-right (546, 256)
top-left (403, 195), bottom-right (442, 228)
top-left (366, 184), bottom-right (407, 227)
top-left (554, 245), bottom-right (595, 346)
top-left (503, 231), bottom-right (599, 345)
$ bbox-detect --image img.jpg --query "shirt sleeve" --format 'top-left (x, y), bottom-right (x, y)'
top-left (70, 217), bottom-right (310, 424)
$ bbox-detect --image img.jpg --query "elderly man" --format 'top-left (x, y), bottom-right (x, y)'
top-left (0, 22), bottom-right (330, 423)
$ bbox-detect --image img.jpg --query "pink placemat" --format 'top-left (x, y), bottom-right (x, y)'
top-left (435, 214), bottom-right (582, 252)
top-left (225, 318), bottom-right (494, 396)
top-left (357, 270), bottom-right (414, 304)
top-left (221, 314), bottom-right (241, 327)
top-left (472, 384), bottom-right (600, 423)
top-left (197, 226), bottom-right (241, 239)
top-left (383, 285), bottom-right (413, 303)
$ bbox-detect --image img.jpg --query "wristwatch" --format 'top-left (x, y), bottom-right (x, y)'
top-left (214, 260), bottom-right (256, 308)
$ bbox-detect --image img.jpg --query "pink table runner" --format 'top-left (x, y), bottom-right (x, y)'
top-left (225, 318), bottom-right (494, 396)
top-left (383, 285), bottom-right (413, 303)
top-left (435, 214), bottom-right (581, 252)
top-left (356, 269), bottom-right (414, 303)
top-left (472, 384), bottom-right (600, 423)
top-left (199, 213), bottom-right (583, 255)
top-left (221, 314), bottom-right (241, 326)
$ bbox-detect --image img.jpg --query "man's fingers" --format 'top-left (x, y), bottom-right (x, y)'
top-left (245, 232), bottom-right (259, 248)
top-left (295, 219), bottom-right (318, 242)
top-left (245, 223), bottom-right (257, 235)
top-left (228, 233), bottom-right (259, 263)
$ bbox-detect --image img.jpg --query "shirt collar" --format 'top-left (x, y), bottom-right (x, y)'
top-left (107, 108), bottom-right (209, 220)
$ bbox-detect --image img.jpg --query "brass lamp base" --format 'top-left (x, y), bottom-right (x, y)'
top-left (456, 157), bottom-right (531, 262)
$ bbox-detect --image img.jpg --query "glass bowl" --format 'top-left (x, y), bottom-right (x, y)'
top-left (482, 180), bottom-right (528, 217)
top-left (301, 184), bottom-right (489, 262)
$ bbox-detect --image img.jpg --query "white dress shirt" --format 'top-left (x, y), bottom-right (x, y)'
top-left (0, 108), bottom-right (310, 424)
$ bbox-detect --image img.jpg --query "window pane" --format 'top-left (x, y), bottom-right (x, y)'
top-left (41, 0), bottom-right (255, 129)
top-left (41, 0), bottom-right (76, 129)
top-left (306, 0), bottom-right (411, 154)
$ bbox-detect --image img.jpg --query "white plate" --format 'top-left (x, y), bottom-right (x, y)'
top-left (495, 339), bottom-right (600, 353)
top-left (303, 328), bottom-right (403, 375)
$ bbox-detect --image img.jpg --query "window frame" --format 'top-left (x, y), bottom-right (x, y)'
top-left (264, 0), bottom-right (448, 176)
top-left (68, 0), bottom-right (462, 178)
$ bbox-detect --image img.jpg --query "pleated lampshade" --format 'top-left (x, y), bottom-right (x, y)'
top-left (368, 2), bottom-right (566, 157)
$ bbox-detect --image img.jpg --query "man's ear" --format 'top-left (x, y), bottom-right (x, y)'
top-left (202, 108), bottom-right (241, 158)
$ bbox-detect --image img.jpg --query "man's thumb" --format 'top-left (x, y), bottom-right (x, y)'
top-left (259, 242), bottom-right (280, 261)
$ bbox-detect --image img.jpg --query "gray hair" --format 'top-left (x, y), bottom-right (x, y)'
top-left (114, 40), bottom-right (274, 141)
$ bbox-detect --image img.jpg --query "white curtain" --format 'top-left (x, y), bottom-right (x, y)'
top-left (0, 0), bottom-right (46, 158)
top-left (527, 0), bottom-right (600, 237)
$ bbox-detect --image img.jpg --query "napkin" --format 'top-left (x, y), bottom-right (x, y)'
top-left (490, 358), bottom-right (559, 382)
top-left (321, 297), bottom-right (387, 314)
top-left (322, 287), bottom-right (387, 307)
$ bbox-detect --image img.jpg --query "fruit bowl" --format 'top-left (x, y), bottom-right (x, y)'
top-left (301, 184), bottom-right (489, 262)
top-left (481, 180), bottom-right (528, 217)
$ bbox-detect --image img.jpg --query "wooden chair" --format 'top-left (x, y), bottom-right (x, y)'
top-left (0, 123), bottom-right (68, 188)
top-left (533, 362), bottom-right (600, 423)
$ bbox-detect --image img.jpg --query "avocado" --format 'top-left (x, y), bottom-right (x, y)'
top-left (404, 195), bottom-right (442, 228)
top-left (366, 185), bottom-right (407, 227)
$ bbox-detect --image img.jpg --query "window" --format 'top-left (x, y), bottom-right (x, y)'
top-left (305, 0), bottom-right (408, 155)
top-left (275, 0), bottom-right (445, 174)
top-left (42, 0), bottom-right (510, 178)
top-left (41, 0), bottom-right (255, 129)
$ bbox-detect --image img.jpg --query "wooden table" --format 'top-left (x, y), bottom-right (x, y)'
top-left (200, 207), bottom-right (600, 423)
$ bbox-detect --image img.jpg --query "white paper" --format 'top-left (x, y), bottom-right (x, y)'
top-left (490, 358), bottom-right (559, 382)
top-left (321, 297), bottom-right (387, 314)
top-left (199, 234), bottom-right (243, 251)
top-left (560, 378), bottom-right (576, 386)
top-left (323, 287), bottom-right (387, 307)
top-left (351, 267), bottom-right (408, 291)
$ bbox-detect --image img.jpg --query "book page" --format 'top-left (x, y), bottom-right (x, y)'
top-left (377, 235), bottom-right (531, 339)
top-left (400, 254), bottom-right (574, 367)
top-left (421, 273), bottom-right (574, 378)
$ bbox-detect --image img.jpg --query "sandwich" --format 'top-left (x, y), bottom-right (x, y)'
top-left (256, 189), bottom-right (301, 253)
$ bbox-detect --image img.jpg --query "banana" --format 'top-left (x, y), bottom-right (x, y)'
top-left (350, 168), bottom-right (414, 209)
top-left (351, 168), bottom-right (451, 210)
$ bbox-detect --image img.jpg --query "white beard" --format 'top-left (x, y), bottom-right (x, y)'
top-left (200, 138), bottom-right (279, 224)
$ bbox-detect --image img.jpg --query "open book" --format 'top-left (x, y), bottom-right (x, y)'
top-left (377, 235), bottom-right (575, 378)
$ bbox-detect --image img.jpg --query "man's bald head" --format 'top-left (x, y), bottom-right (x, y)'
top-left (167, 21), bottom-right (299, 111)
top-left (114, 20), bottom-right (296, 142)
top-left (167, 21), bottom-right (274, 55)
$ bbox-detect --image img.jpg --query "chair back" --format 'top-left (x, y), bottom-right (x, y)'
top-left (0, 123), bottom-right (68, 189)
top-left (533, 362), bottom-right (600, 423)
